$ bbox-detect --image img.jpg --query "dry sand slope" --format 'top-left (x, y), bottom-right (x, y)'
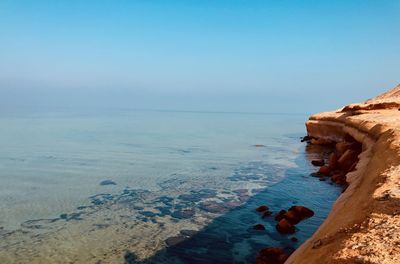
top-left (287, 84), bottom-right (400, 264)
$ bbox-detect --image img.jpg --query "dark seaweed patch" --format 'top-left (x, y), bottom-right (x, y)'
top-left (100, 180), bottom-right (117, 186)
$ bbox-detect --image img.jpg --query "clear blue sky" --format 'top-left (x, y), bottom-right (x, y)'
top-left (0, 0), bottom-right (399, 113)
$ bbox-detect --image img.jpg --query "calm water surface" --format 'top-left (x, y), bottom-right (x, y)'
top-left (0, 109), bottom-right (340, 263)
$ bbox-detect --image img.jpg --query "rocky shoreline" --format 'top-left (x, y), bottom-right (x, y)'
top-left (286, 85), bottom-right (400, 263)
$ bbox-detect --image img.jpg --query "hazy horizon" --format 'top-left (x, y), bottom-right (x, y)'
top-left (1, 0), bottom-right (399, 114)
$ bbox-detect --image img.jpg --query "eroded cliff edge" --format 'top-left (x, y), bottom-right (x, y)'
top-left (287, 85), bottom-right (400, 264)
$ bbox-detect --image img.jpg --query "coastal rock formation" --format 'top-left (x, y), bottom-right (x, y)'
top-left (287, 84), bottom-right (400, 264)
top-left (275, 206), bottom-right (314, 234)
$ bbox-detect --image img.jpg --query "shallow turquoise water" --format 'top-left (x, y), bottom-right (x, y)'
top-left (0, 109), bottom-right (340, 263)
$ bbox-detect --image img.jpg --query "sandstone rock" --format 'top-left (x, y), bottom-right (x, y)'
top-left (312, 239), bottom-right (323, 249)
top-left (311, 138), bottom-right (334, 145)
top-left (256, 205), bottom-right (269, 212)
top-left (335, 142), bottom-right (362, 156)
top-left (311, 159), bottom-right (325, 166)
top-left (276, 218), bottom-right (295, 234)
top-left (336, 142), bottom-right (353, 156)
top-left (348, 161), bottom-right (358, 172)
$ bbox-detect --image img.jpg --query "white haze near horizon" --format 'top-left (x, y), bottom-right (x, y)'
top-left (0, 1), bottom-right (399, 114)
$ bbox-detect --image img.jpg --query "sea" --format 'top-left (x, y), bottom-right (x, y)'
top-left (0, 108), bottom-right (341, 263)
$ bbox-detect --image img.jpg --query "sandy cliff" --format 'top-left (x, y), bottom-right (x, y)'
top-left (287, 84), bottom-right (400, 264)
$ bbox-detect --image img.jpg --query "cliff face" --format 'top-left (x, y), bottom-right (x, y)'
top-left (287, 84), bottom-right (400, 264)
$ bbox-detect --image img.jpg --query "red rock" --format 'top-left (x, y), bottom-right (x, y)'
top-left (259, 247), bottom-right (284, 256)
top-left (256, 205), bottom-right (269, 212)
top-left (256, 247), bottom-right (288, 264)
top-left (276, 218), bottom-right (295, 234)
top-left (311, 159), bottom-right (325, 166)
top-left (318, 165), bottom-right (331, 175)
top-left (335, 142), bottom-right (352, 156)
top-left (274, 210), bottom-right (287, 221)
top-left (288, 205), bottom-right (315, 219)
top-left (328, 152), bottom-right (339, 170)
top-left (253, 224), bottom-right (266, 230)
top-left (338, 149), bottom-right (359, 172)
top-left (277, 254), bottom-right (289, 263)
top-left (282, 210), bottom-right (301, 225)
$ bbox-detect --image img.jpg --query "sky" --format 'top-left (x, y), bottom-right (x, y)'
top-left (0, 0), bottom-right (399, 114)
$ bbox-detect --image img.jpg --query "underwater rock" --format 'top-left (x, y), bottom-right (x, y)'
top-left (238, 194), bottom-right (250, 202)
top-left (223, 200), bottom-right (242, 209)
top-left (253, 224), bottom-right (266, 230)
top-left (262, 211), bottom-right (273, 218)
top-left (165, 235), bottom-right (186, 246)
top-left (256, 205), bottom-right (269, 212)
top-left (178, 189), bottom-right (217, 203)
top-left (180, 229), bottom-right (198, 237)
top-left (233, 189), bottom-right (248, 196)
top-left (199, 201), bottom-right (225, 213)
top-left (171, 208), bottom-right (195, 219)
top-left (256, 247), bottom-right (288, 264)
top-left (155, 196), bottom-right (174, 206)
top-left (139, 211), bottom-right (157, 218)
top-left (155, 206), bottom-right (172, 216)
top-left (100, 180), bottom-right (117, 186)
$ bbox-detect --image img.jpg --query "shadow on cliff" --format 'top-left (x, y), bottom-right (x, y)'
top-left (117, 141), bottom-right (342, 264)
